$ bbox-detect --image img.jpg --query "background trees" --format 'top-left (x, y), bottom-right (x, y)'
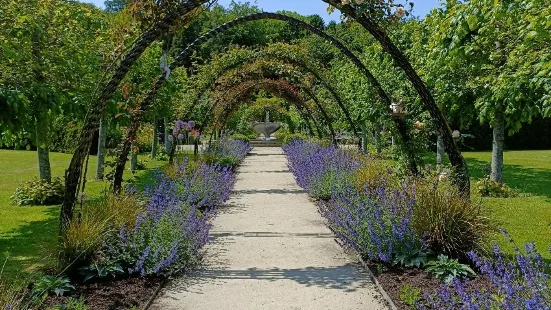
top-left (0, 0), bottom-right (107, 180)
top-left (1, 0), bottom-right (550, 185)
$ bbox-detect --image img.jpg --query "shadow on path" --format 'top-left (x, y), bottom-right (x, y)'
top-left (233, 188), bottom-right (305, 195)
top-left (169, 263), bottom-right (368, 294)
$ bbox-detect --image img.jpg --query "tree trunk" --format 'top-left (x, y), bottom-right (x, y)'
top-left (130, 141), bottom-right (138, 173)
top-left (436, 133), bottom-right (445, 172)
top-left (151, 118), bottom-right (158, 158)
top-left (96, 117), bottom-right (107, 180)
top-left (374, 127), bottom-right (382, 155)
top-left (164, 117), bottom-right (172, 153)
top-left (35, 118), bottom-right (52, 182)
top-left (361, 120), bottom-right (368, 154)
top-left (491, 114), bottom-right (505, 183)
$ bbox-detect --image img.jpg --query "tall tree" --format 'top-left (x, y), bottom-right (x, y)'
top-left (421, 0), bottom-right (550, 183)
top-left (0, 0), bottom-right (106, 181)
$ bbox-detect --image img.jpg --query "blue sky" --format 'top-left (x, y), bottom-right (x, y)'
top-left (80, 0), bottom-right (441, 21)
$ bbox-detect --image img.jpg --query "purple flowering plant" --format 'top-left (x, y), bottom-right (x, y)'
top-left (203, 138), bottom-right (253, 169)
top-left (172, 120), bottom-right (198, 144)
top-left (419, 233), bottom-right (551, 310)
top-left (284, 140), bottom-right (422, 263)
top-left (283, 140), bottom-right (359, 200)
top-left (103, 139), bottom-right (250, 276)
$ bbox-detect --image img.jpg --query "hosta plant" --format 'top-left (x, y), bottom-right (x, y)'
top-left (31, 275), bottom-right (74, 298)
top-left (79, 262), bottom-right (125, 282)
top-left (425, 255), bottom-right (476, 284)
top-left (476, 177), bottom-right (518, 198)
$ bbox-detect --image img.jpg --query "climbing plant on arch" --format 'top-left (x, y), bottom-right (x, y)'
top-left (208, 78), bottom-right (338, 142)
top-left (62, 1), bottom-right (469, 237)
top-left (190, 58), bottom-right (343, 133)
top-left (203, 76), bottom-right (338, 141)
top-left (178, 45), bottom-right (357, 131)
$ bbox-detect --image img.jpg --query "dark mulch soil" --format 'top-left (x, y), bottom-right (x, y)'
top-left (44, 277), bottom-right (163, 310)
top-left (371, 264), bottom-right (491, 309)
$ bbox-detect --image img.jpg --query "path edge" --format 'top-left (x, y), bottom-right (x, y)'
top-left (144, 277), bottom-right (168, 310)
top-left (357, 254), bottom-right (399, 310)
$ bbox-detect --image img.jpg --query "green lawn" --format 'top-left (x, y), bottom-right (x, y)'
top-left (422, 150), bottom-right (551, 257)
top-left (1, 149), bottom-right (550, 279)
top-left (0, 150), bottom-right (166, 278)
top-left (461, 151), bottom-right (551, 257)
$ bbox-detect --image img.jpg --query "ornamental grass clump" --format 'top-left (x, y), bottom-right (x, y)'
top-left (323, 184), bottom-right (422, 263)
top-left (56, 192), bottom-right (145, 272)
top-left (283, 140), bottom-right (359, 200)
top-left (419, 238), bottom-right (551, 310)
top-left (412, 182), bottom-right (495, 259)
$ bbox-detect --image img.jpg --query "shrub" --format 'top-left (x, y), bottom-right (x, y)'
top-left (354, 160), bottom-right (399, 192)
top-left (310, 170), bottom-right (354, 201)
top-left (420, 236), bottom-right (551, 309)
top-left (11, 177), bottom-right (64, 206)
top-left (50, 117), bottom-right (81, 153)
top-left (412, 183), bottom-right (494, 259)
top-left (279, 133), bottom-right (308, 145)
top-left (105, 177), bottom-right (212, 276)
top-left (230, 133), bottom-right (250, 143)
top-left (171, 158), bottom-right (236, 209)
top-left (425, 254), bottom-right (476, 284)
top-left (476, 177), bottom-right (518, 198)
top-left (136, 124), bottom-right (155, 153)
top-left (284, 140), bottom-right (359, 199)
top-left (104, 155), bottom-right (237, 276)
top-left (322, 185), bottom-right (422, 263)
top-left (203, 139), bottom-right (252, 169)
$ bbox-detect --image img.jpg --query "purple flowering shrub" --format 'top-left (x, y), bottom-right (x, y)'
top-left (420, 237), bottom-right (551, 310)
top-left (173, 158), bottom-right (236, 209)
top-left (283, 140), bottom-right (359, 200)
top-left (284, 140), bottom-right (422, 262)
top-left (203, 139), bottom-right (253, 169)
top-left (104, 155), bottom-right (238, 276)
top-left (325, 185), bottom-right (422, 263)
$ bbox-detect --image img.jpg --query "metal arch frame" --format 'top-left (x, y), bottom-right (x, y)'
top-left (183, 54), bottom-right (351, 134)
top-left (111, 12), bottom-right (417, 191)
top-left (179, 51), bottom-right (354, 138)
top-left (62, 0), bottom-right (210, 228)
top-left (199, 79), bottom-right (337, 143)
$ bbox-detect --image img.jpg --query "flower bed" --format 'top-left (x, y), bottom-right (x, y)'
top-left (284, 139), bottom-right (551, 309)
top-left (4, 139), bottom-right (251, 310)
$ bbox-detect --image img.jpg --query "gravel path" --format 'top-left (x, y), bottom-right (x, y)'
top-left (152, 147), bottom-right (388, 310)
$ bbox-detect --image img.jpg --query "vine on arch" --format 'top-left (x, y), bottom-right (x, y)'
top-left (323, 0), bottom-right (470, 195)
top-left (209, 78), bottom-right (337, 143)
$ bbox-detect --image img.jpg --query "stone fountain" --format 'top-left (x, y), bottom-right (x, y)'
top-left (253, 112), bottom-right (281, 141)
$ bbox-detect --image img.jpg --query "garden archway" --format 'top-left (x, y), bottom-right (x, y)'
top-left (62, 4), bottom-right (469, 235)
top-left (201, 79), bottom-right (337, 141)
